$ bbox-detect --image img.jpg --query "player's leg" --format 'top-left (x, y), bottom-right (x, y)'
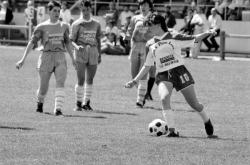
top-left (158, 81), bottom-right (178, 137)
top-left (136, 55), bottom-right (148, 108)
top-left (82, 64), bottom-right (97, 110)
top-left (181, 85), bottom-right (216, 137)
top-left (145, 65), bottom-right (156, 100)
top-left (54, 61), bottom-right (67, 116)
top-left (37, 71), bottom-right (52, 113)
top-left (74, 61), bottom-right (86, 111)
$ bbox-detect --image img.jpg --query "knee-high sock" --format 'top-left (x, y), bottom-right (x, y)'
top-left (137, 80), bottom-right (147, 104)
top-left (37, 90), bottom-right (46, 103)
top-left (197, 110), bottom-right (209, 123)
top-left (162, 109), bottom-right (175, 129)
top-left (55, 88), bottom-right (65, 111)
top-left (83, 83), bottom-right (93, 104)
top-left (147, 77), bottom-right (155, 95)
top-left (75, 84), bottom-right (84, 103)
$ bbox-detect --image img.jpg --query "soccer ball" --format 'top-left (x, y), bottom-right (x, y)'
top-left (148, 119), bottom-right (168, 136)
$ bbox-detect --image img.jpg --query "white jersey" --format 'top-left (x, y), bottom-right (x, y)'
top-left (145, 31), bottom-right (195, 73)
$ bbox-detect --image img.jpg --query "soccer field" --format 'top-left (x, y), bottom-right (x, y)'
top-left (0, 47), bottom-right (250, 165)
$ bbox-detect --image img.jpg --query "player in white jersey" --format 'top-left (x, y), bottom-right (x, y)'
top-left (16, 1), bottom-right (76, 116)
top-left (125, 0), bottom-right (154, 108)
top-left (125, 13), bottom-right (218, 138)
top-left (70, 0), bottom-right (101, 111)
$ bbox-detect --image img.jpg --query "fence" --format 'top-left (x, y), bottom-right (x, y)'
top-left (219, 31), bottom-right (250, 60)
top-left (0, 24), bottom-right (32, 44)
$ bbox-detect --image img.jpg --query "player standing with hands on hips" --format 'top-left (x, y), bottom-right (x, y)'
top-left (16, 1), bottom-right (76, 116)
top-left (125, 13), bottom-right (218, 138)
top-left (70, 0), bottom-right (101, 111)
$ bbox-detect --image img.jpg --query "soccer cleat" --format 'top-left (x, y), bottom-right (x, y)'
top-left (167, 130), bottom-right (180, 137)
top-left (54, 109), bottom-right (63, 116)
top-left (136, 99), bottom-right (146, 108)
top-left (82, 100), bottom-right (93, 111)
top-left (74, 101), bottom-right (83, 111)
top-left (36, 102), bottom-right (43, 113)
top-left (144, 93), bottom-right (153, 101)
top-left (204, 119), bottom-right (214, 136)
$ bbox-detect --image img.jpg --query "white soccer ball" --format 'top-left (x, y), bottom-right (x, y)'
top-left (148, 119), bottom-right (168, 136)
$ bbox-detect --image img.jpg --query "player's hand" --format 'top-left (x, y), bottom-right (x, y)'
top-left (77, 45), bottom-right (84, 51)
top-left (125, 80), bottom-right (137, 88)
top-left (16, 60), bottom-right (24, 70)
top-left (98, 55), bottom-right (101, 64)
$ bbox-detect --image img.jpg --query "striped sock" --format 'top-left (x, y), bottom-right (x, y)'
top-left (137, 80), bottom-right (147, 104)
top-left (162, 109), bottom-right (175, 129)
top-left (55, 88), bottom-right (65, 111)
top-left (83, 83), bottom-right (93, 104)
top-left (75, 84), bottom-right (84, 103)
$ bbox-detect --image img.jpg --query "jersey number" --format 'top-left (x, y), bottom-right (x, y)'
top-left (180, 73), bottom-right (190, 84)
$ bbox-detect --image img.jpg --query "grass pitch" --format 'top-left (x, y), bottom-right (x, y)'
top-left (0, 47), bottom-right (250, 165)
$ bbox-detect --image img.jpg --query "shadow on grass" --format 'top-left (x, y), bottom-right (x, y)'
top-left (143, 106), bottom-right (162, 111)
top-left (43, 112), bottom-right (107, 119)
top-left (93, 109), bottom-right (138, 116)
top-left (178, 135), bottom-right (248, 142)
top-left (0, 125), bottom-right (35, 131)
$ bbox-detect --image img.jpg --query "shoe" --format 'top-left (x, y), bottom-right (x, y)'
top-left (136, 99), bottom-right (146, 108)
top-left (167, 130), bottom-right (180, 137)
top-left (36, 102), bottom-right (43, 113)
top-left (74, 101), bottom-right (82, 111)
top-left (54, 109), bottom-right (63, 116)
top-left (145, 93), bottom-right (153, 101)
top-left (82, 100), bottom-right (93, 111)
top-left (204, 119), bottom-right (214, 136)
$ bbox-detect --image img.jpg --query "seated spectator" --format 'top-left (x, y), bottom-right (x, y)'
top-left (203, 8), bottom-right (222, 52)
top-left (164, 5), bottom-right (176, 29)
top-left (101, 19), bottom-right (127, 55)
top-left (60, 1), bottom-right (74, 25)
top-left (101, 32), bottom-right (126, 55)
top-left (119, 5), bottom-right (134, 27)
top-left (104, 2), bottom-right (119, 26)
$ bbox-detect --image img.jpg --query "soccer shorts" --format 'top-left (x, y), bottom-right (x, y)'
top-left (128, 42), bottom-right (146, 61)
top-left (37, 51), bottom-right (67, 73)
top-left (74, 46), bottom-right (99, 65)
top-left (155, 65), bottom-right (195, 91)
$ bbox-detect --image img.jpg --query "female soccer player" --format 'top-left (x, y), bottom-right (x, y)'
top-left (70, 0), bottom-right (101, 111)
top-left (16, 1), bottom-right (76, 116)
top-left (125, 0), bottom-right (154, 108)
top-left (125, 13), bottom-right (217, 138)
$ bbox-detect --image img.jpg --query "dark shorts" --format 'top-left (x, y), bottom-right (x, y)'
top-left (155, 65), bottom-right (195, 91)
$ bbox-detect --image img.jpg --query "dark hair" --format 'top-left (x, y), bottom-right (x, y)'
top-left (144, 13), bottom-right (168, 32)
top-left (138, 0), bottom-right (153, 10)
top-left (81, 0), bottom-right (92, 8)
top-left (47, 0), bottom-right (61, 11)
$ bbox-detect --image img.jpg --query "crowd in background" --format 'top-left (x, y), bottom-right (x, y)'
top-left (0, 0), bottom-right (249, 55)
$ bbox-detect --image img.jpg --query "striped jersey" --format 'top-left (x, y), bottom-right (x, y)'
top-left (145, 31), bottom-right (195, 73)
top-left (31, 20), bottom-right (70, 52)
top-left (70, 18), bottom-right (101, 47)
top-left (126, 13), bottom-right (152, 42)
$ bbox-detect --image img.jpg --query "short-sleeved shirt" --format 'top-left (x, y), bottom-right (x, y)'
top-left (70, 18), bottom-right (101, 47)
top-left (145, 31), bottom-right (195, 73)
top-left (30, 20), bottom-right (70, 52)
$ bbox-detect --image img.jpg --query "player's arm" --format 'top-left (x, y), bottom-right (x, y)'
top-left (64, 24), bottom-right (77, 69)
top-left (16, 26), bottom-right (42, 69)
top-left (96, 23), bottom-right (102, 64)
top-left (125, 45), bottom-right (153, 88)
top-left (69, 23), bottom-right (83, 51)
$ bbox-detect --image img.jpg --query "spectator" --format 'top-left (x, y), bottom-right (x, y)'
top-left (164, 5), bottom-right (176, 29)
top-left (24, 0), bottom-right (37, 27)
top-left (203, 8), bottom-right (222, 52)
top-left (0, 0), bottom-right (13, 40)
top-left (189, 8), bottom-right (204, 58)
top-left (104, 2), bottom-right (119, 26)
top-left (59, 1), bottom-right (74, 25)
top-left (119, 5), bottom-right (134, 27)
